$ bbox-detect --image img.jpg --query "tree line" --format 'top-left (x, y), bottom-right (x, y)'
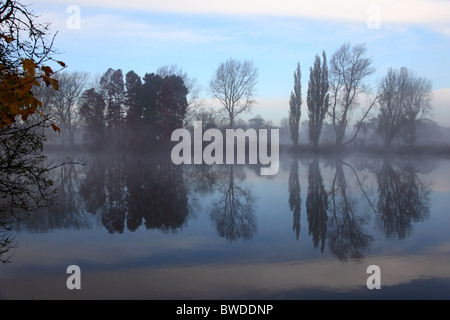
top-left (34, 44), bottom-right (434, 152)
top-left (0, 0), bottom-right (437, 208)
top-left (288, 42), bottom-right (433, 148)
top-left (34, 67), bottom-right (193, 151)
top-left (36, 61), bottom-right (271, 150)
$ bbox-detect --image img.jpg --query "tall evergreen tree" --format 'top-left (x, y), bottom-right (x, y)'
top-left (307, 51), bottom-right (329, 147)
top-left (100, 68), bottom-right (125, 147)
top-left (141, 73), bottom-right (163, 142)
top-left (289, 63), bottom-right (302, 146)
top-left (79, 88), bottom-right (106, 148)
top-left (124, 70), bottom-right (144, 149)
top-left (157, 75), bottom-right (188, 143)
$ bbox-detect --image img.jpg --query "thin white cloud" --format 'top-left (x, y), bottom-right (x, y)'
top-left (43, 0), bottom-right (450, 33)
top-left (83, 15), bottom-right (226, 43)
top-left (42, 11), bottom-right (230, 44)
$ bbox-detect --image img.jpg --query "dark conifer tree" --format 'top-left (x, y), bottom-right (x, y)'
top-left (141, 73), bottom-right (163, 143)
top-left (307, 51), bottom-right (329, 147)
top-left (157, 75), bottom-right (188, 143)
top-left (124, 70), bottom-right (143, 149)
top-left (79, 88), bottom-right (106, 148)
top-left (289, 63), bottom-right (302, 146)
top-left (100, 68), bottom-right (125, 147)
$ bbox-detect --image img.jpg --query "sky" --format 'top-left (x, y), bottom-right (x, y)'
top-left (31, 0), bottom-right (450, 127)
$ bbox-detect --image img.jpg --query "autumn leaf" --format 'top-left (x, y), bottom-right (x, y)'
top-left (56, 60), bottom-right (66, 68)
top-left (0, 38), bottom-right (65, 131)
top-left (41, 66), bottom-right (54, 76)
top-left (22, 58), bottom-right (37, 77)
top-left (51, 123), bottom-right (61, 133)
top-left (0, 34), bottom-right (14, 43)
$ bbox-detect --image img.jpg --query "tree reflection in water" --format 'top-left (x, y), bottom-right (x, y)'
top-left (0, 226), bottom-right (17, 264)
top-left (16, 162), bottom-right (91, 232)
top-left (327, 158), bottom-right (374, 261)
top-left (306, 158), bottom-right (328, 253)
top-left (288, 158), bottom-right (301, 240)
top-left (209, 165), bottom-right (256, 242)
top-left (0, 151), bottom-right (85, 262)
top-left (79, 151), bottom-right (189, 233)
top-left (2, 151), bottom-right (434, 264)
top-left (376, 159), bottom-right (430, 240)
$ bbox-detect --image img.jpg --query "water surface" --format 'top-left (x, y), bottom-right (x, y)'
top-left (1, 150), bottom-right (450, 299)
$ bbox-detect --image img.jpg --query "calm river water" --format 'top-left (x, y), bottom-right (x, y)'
top-left (1, 150), bottom-right (450, 299)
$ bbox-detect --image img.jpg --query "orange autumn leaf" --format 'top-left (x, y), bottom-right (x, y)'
top-left (51, 123), bottom-right (61, 133)
top-left (0, 57), bottom-right (64, 130)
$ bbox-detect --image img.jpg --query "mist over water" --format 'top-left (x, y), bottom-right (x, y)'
top-left (2, 145), bottom-right (450, 299)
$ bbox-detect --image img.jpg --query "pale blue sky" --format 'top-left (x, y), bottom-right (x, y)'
top-left (33, 0), bottom-right (450, 126)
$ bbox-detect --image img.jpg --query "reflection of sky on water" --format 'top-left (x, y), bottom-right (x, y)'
top-left (1, 153), bottom-right (450, 299)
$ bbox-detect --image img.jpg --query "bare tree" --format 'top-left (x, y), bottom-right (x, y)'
top-left (402, 74), bottom-right (432, 146)
top-left (377, 67), bottom-right (432, 146)
top-left (209, 58), bottom-right (258, 129)
top-left (52, 71), bottom-right (89, 145)
top-left (35, 71), bottom-right (90, 145)
top-left (329, 43), bottom-right (377, 147)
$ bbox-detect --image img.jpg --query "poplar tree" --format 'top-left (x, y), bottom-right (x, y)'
top-left (289, 63), bottom-right (302, 146)
top-left (307, 51), bottom-right (329, 147)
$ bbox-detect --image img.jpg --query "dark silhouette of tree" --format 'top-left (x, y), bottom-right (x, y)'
top-left (124, 70), bottom-right (144, 150)
top-left (100, 68), bottom-right (126, 147)
top-left (289, 63), bottom-right (302, 146)
top-left (0, 0), bottom-right (65, 131)
top-left (129, 72), bottom-right (190, 147)
top-left (306, 158), bottom-right (328, 252)
top-left (209, 58), bottom-right (258, 129)
top-left (0, 122), bottom-right (72, 220)
top-left (141, 73), bottom-right (163, 144)
top-left (0, 0), bottom-right (74, 236)
top-left (157, 64), bottom-right (202, 123)
top-left (81, 68), bottom-right (189, 150)
top-left (288, 158), bottom-right (301, 239)
top-left (307, 51), bottom-right (329, 147)
top-left (0, 228), bottom-right (16, 264)
top-left (79, 88), bottom-right (106, 148)
top-left (14, 161), bottom-right (91, 233)
top-left (157, 75), bottom-right (188, 144)
top-left (209, 165), bottom-right (256, 242)
top-left (329, 43), bottom-right (377, 147)
top-left (377, 67), bottom-right (432, 146)
top-left (376, 159), bottom-right (430, 239)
